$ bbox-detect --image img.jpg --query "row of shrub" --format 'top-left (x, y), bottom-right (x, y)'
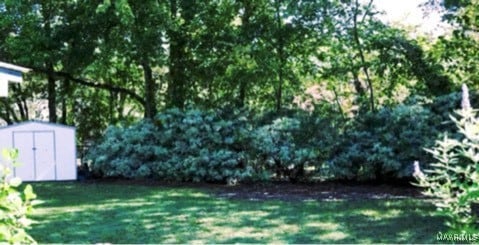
top-left (86, 107), bottom-right (336, 183)
top-left (85, 91), bottom-right (478, 183)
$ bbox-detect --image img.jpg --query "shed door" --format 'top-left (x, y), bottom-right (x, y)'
top-left (12, 132), bottom-right (35, 181)
top-left (34, 132), bottom-right (56, 180)
top-left (13, 131), bottom-right (56, 181)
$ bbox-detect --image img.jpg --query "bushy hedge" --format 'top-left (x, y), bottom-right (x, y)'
top-left (250, 110), bottom-right (338, 182)
top-left (87, 107), bottom-right (337, 183)
top-left (87, 121), bottom-right (161, 179)
top-left (88, 108), bottom-right (253, 183)
top-left (329, 104), bottom-right (440, 181)
top-left (87, 92), bottom-right (477, 183)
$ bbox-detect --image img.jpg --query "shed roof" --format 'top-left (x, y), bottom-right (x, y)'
top-left (0, 121), bottom-right (75, 131)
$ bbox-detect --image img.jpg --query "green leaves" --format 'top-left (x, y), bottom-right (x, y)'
top-left (87, 107), bottom-right (338, 183)
top-left (330, 104), bottom-right (440, 181)
top-left (0, 149), bottom-right (36, 244)
top-left (87, 108), bottom-right (254, 183)
top-left (96, 0), bottom-right (111, 14)
top-left (1, 149), bottom-right (18, 162)
top-left (23, 185), bottom-right (36, 201)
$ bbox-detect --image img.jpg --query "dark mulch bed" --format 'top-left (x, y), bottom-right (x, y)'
top-left (81, 179), bottom-right (424, 201)
top-left (213, 181), bottom-right (424, 201)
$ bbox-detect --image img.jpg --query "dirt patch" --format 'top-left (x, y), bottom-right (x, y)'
top-left (82, 179), bottom-right (424, 201)
top-left (212, 182), bottom-right (424, 201)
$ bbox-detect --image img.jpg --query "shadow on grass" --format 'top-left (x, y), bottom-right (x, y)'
top-left (28, 182), bottom-right (445, 244)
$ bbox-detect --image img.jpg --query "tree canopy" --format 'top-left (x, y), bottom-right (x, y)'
top-left (0, 0), bottom-right (473, 143)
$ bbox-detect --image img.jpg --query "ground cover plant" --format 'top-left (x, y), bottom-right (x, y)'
top-left (28, 181), bottom-right (445, 244)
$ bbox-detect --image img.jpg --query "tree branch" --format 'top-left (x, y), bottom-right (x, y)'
top-left (30, 67), bottom-right (146, 107)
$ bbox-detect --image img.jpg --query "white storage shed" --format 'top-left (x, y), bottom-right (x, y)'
top-left (0, 121), bottom-right (77, 181)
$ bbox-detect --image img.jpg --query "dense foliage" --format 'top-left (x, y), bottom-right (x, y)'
top-left (87, 107), bottom-right (341, 183)
top-left (0, 1), bottom-right (477, 186)
top-left (88, 108), bottom-right (254, 183)
top-left (87, 93), bottom-right (475, 183)
top-left (327, 91), bottom-right (478, 182)
top-left (0, 0), bottom-right (464, 144)
top-left (329, 104), bottom-right (440, 181)
top-left (250, 109), bottom-right (339, 182)
top-left (0, 149), bottom-right (36, 244)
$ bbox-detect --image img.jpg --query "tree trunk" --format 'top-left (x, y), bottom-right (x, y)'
top-left (60, 79), bottom-right (70, 124)
top-left (236, 0), bottom-right (253, 108)
top-left (332, 85), bottom-right (346, 120)
top-left (42, 3), bottom-right (57, 122)
top-left (142, 60), bottom-right (157, 118)
top-left (0, 98), bottom-right (19, 124)
top-left (118, 93), bottom-right (126, 122)
top-left (10, 84), bottom-right (28, 121)
top-left (237, 81), bottom-right (247, 108)
top-left (167, 0), bottom-right (187, 109)
top-left (109, 88), bottom-right (115, 123)
top-left (47, 63), bottom-right (57, 123)
top-left (353, 0), bottom-right (375, 113)
top-left (274, 0), bottom-right (284, 112)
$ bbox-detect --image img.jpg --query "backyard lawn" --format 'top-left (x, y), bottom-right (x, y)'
top-left (28, 181), bottom-right (444, 244)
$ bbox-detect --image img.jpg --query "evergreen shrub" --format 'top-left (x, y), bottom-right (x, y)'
top-left (329, 104), bottom-right (440, 181)
top-left (251, 109), bottom-right (338, 182)
top-left (87, 108), bottom-right (253, 183)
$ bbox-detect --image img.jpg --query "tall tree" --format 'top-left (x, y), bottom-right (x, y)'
top-left (310, 0), bottom-right (451, 114)
top-left (96, 0), bottom-right (167, 118)
top-left (166, 0), bottom-right (191, 109)
top-left (426, 0), bottom-right (478, 90)
top-left (1, 0), bottom-right (70, 122)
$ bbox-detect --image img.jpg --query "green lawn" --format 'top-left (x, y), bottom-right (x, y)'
top-left (28, 182), bottom-right (444, 244)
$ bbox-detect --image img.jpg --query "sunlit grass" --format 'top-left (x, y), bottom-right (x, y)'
top-left (28, 182), bottom-right (444, 244)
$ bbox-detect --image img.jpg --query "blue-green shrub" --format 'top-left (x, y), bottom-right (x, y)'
top-left (329, 104), bottom-right (440, 181)
top-left (87, 107), bottom-right (339, 183)
top-left (87, 121), bottom-right (160, 178)
top-left (87, 108), bottom-right (253, 183)
top-left (152, 108), bottom-right (253, 182)
top-left (251, 110), bottom-right (338, 182)
top-left (428, 91), bottom-right (479, 132)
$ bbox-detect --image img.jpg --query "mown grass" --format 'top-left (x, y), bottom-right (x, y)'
top-left (28, 182), bottom-right (444, 244)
